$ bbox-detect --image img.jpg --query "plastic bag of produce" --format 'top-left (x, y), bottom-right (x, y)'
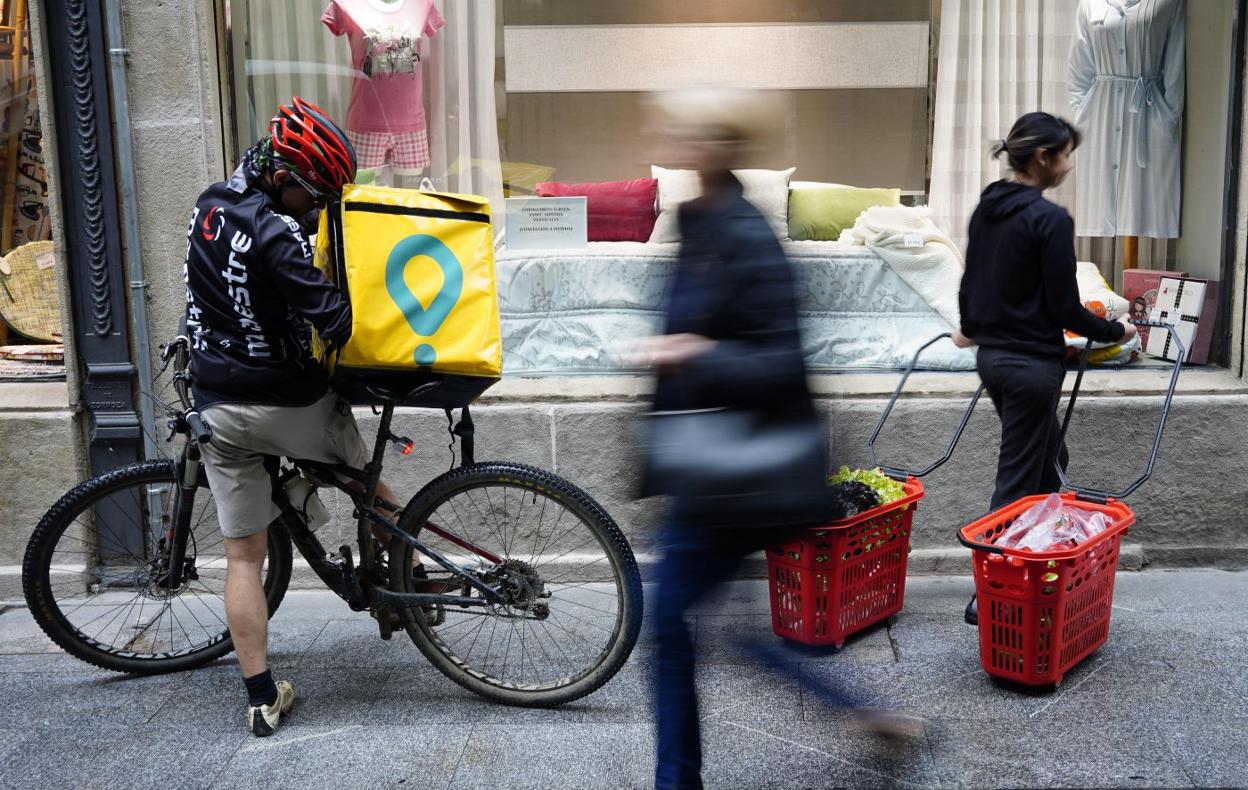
top-left (996, 494), bottom-right (1112, 552)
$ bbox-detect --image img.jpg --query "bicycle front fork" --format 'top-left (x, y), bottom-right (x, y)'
top-left (159, 445), bottom-right (201, 589)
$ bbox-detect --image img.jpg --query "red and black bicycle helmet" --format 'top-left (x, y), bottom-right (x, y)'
top-left (270, 96), bottom-right (357, 195)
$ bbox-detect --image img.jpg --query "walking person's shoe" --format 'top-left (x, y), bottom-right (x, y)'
top-left (964, 594), bottom-right (978, 626)
top-left (247, 680), bottom-right (295, 737)
top-left (855, 709), bottom-right (928, 742)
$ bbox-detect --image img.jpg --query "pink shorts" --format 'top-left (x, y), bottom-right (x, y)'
top-left (347, 128), bottom-right (431, 171)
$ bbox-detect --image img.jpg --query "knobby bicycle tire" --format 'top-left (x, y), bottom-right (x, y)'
top-left (22, 460), bottom-right (293, 675)
top-left (389, 462), bottom-right (643, 707)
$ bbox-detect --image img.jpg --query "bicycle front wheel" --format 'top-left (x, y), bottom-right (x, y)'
top-left (389, 462), bottom-right (643, 707)
top-left (22, 460), bottom-right (292, 675)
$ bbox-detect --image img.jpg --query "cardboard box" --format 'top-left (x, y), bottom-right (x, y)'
top-left (1144, 276), bottom-right (1220, 364)
top-left (1123, 269), bottom-right (1185, 348)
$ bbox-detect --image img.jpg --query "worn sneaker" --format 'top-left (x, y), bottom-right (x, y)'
top-left (246, 680), bottom-right (295, 737)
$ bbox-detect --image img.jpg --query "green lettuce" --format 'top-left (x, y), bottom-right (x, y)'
top-left (828, 466), bottom-right (906, 505)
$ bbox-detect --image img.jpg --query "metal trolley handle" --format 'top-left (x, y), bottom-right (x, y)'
top-left (1056, 320), bottom-right (1184, 503)
top-left (867, 332), bottom-right (985, 480)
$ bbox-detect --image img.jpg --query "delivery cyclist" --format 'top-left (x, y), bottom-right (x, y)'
top-left (184, 96), bottom-right (399, 736)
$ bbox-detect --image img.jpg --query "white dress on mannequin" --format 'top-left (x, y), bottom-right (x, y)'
top-left (1069, 0), bottom-right (1185, 238)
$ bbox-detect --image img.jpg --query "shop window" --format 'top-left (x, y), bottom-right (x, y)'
top-left (218, 1), bottom-right (1239, 373)
top-left (0, 0), bottom-right (62, 383)
top-left (496, 1), bottom-right (932, 198)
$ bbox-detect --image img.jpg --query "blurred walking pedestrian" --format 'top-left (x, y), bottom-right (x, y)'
top-left (637, 86), bottom-right (924, 790)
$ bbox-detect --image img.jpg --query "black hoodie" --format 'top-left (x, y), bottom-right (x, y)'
top-left (959, 179), bottom-right (1125, 359)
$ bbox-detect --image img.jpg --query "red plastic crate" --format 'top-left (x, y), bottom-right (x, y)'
top-left (767, 478), bottom-right (924, 647)
top-left (959, 492), bottom-right (1135, 686)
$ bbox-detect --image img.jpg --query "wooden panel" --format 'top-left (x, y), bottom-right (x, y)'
top-left (501, 0), bottom-right (931, 25)
top-left (504, 89), bottom-right (928, 190)
top-left (504, 23), bottom-right (929, 92)
top-left (793, 89), bottom-right (928, 189)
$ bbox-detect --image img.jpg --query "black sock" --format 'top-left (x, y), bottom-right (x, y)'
top-left (243, 669), bottom-right (278, 708)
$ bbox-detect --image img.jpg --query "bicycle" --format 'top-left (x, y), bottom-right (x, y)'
top-left (20, 329), bottom-right (644, 707)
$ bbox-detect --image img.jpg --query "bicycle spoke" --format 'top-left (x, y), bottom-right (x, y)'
top-left (546, 580), bottom-right (622, 597)
top-left (526, 489), bottom-right (550, 568)
top-left (461, 488), bottom-right (511, 558)
top-left (177, 595), bottom-right (216, 643)
top-left (398, 468), bottom-right (639, 700)
top-left (33, 464), bottom-right (275, 665)
top-left (542, 554), bottom-right (613, 586)
top-left (481, 486), bottom-right (510, 559)
top-left (547, 595), bottom-right (619, 617)
top-left (531, 506), bottom-right (570, 567)
top-left (499, 620), bottom-right (515, 680)
top-left (101, 592), bottom-right (145, 650)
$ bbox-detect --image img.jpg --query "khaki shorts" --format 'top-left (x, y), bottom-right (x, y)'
top-left (200, 391), bottom-right (370, 539)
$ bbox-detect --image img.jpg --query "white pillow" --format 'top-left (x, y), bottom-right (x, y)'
top-left (649, 165), bottom-right (796, 243)
top-left (789, 180), bottom-right (849, 189)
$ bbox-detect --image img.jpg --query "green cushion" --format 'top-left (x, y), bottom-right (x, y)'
top-left (787, 186), bottom-right (902, 241)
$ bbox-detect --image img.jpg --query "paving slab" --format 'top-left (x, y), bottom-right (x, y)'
top-left (210, 724), bottom-right (467, 790)
top-left (0, 669), bottom-right (183, 731)
top-left (925, 716), bottom-right (1195, 789)
top-left (299, 617), bottom-right (415, 668)
top-left (0, 606), bottom-right (60, 654)
top-left (1162, 718), bottom-right (1248, 789)
top-left (0, 572), bottom-right (1243, 789)
top-left (0, 725), bottom-right (248, 790)
top-left (699, 719), bottom-right (940, 790)
top-left (450, 722), bottom-right (655, 790)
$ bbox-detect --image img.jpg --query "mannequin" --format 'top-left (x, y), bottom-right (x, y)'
top-left (322, 0), bottom-right (445, 180)
top-left (1069, 0), bottom-right (1186, 265)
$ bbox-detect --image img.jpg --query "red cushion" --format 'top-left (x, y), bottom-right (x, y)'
top-left (535, 179), bottom-right (658, 242)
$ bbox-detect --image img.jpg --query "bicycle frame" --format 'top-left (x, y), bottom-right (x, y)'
top-left (156, 334), bottom-right (513, 617)
top-left (281, 398), bottom-right (510, 614)
top-left (152, 326), bottom-right (516, 616)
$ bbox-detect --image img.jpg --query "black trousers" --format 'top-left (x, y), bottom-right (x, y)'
top-left (976, 347), bottom-right (1070, 511)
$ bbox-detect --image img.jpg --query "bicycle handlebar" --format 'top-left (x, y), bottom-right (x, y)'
top-left (161, 332), bottom-right (207, 442)
top-left (185, 411), bottom-right (213, 444)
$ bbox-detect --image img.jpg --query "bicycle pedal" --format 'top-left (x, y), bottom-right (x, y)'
top-left (337, 545), bottom-right (368, 611)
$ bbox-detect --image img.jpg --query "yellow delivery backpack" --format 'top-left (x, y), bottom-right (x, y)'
top-left (314, 183), bottom-right (502, 408)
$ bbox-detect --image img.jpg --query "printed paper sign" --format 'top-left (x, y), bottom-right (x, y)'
top-left (505, 197), bottom-right (588, 250)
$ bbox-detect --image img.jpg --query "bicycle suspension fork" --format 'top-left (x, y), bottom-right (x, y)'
top-left (161, 442), bottom-right (201, 589)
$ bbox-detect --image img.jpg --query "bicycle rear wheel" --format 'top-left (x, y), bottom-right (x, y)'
top-left (389, 462), bottom-right (643, 707)
top-left (22, 460), bottom-right (292, 675)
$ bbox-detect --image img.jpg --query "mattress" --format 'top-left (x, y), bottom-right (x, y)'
top-left (496, 241), bottom-right (975, 374)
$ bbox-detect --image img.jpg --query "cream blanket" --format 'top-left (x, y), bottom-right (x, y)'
top-left (836, 205), bottom-right (965, 328)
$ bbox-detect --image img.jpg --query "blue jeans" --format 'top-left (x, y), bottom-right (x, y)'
top-left (652, 512), bottom-right (867, 790)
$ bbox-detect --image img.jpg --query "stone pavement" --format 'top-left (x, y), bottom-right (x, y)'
top-left (0, 570), bottom-right (1244, 789)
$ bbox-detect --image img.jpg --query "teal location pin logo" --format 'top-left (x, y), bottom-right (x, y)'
top-left (384, 234), bottom-right (464, 366)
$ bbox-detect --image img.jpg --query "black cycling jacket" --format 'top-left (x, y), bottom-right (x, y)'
top-left (184, 165), bottom-right (352, 407)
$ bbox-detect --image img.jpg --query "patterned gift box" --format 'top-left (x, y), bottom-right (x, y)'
top-left (1144, 277), bottom-right (1215, 364)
